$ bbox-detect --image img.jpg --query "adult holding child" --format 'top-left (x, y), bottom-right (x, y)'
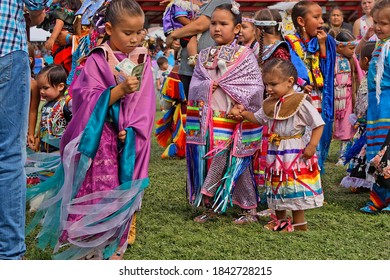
top-left (164, 0), bottom-right (232, 97)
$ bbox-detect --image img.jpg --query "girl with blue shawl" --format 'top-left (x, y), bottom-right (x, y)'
top-left (284, 1), bottom-right (336, 171)
top-left (359, 0), bottom-right (390, 214)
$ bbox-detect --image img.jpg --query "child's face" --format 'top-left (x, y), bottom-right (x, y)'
top-left (238, 21), bottom-right (256, 45)
top-left (361, 0), bottom-right (375, 16)
top-left (337, 44), bottom-right (356, 59)
top-left (263, 70), bottom-right (294, 99)
top-left (372, 8), bottom-right (390, 41)
top-left (160, 62), bottom-right (169, 71)
top-left (298, 4), bottom-right (324, 38)
top-left (105, 15), bottom-right (145, 54)
top-left (210, 9), bottom-right (241, 46)
top-left (329, 9), bottom-right (343, 27)
top-left (37, 75), bottom-right (64, 102)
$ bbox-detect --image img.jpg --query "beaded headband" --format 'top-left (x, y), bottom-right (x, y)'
top-left (242, 17), bottom-right (278, 27)
top-left (335, 40), bottom-right (358, 46)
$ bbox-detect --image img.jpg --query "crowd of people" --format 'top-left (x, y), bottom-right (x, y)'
top-left (1, 0), bottom-right (390, 261)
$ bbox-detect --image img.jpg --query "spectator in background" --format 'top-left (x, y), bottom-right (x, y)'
top-left (324, 6), bottom-right (353, 34)
top-left (0, 0), bottom-right (49, 260)
top-left (353, 0), bottom-right (376, 40)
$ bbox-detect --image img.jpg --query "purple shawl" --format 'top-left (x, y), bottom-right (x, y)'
top-left (187, 45), bottom-right (264, 156)
top-left (61, 45), bottom-right (156, 179)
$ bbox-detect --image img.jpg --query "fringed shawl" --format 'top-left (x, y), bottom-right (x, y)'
top-left (187, 45), bottom-right (263, 157)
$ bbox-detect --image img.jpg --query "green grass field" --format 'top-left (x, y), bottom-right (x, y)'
top-left (25, 112), bottom-right (390, 260)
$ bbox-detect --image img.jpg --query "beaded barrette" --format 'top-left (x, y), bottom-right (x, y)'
top-left (231, 1), bottom-right (240, 15)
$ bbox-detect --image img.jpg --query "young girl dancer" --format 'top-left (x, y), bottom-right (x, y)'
top-left (360, 0), bottom-right (390, 214)
top-left (340, 42), bottom-right (376, 192)
top-left (238, 12), bottom-right (259, 56)
top-left (27, 0), bottom-right (156, 259)
top-left (284, 1), bottom-right (336, 170)
top-left (229, 58), bottom-right (325, 231)
top-left (186, 4), bottom-right (264, 224)
top-left (255, 8), bottom-right (290, 65)
top-left (329, 29), bottom-right (362, 165)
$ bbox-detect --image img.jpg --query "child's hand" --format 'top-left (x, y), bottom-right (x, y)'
top-left (363, 26), bottom-right (375, 41)
top-left (27, 134), bottom-right (37, 150)
top-left (118, 130), bottom-right (126, 142)
top-left (45, 37), bottom-right (55, 51)
top-left (120, 76), bottom-right (139, 94)
top-left (302, 143), bottom-right (316, 161)
top-left (317, 29), bottom-right (327, 45)
top-left (212, 81), bottom-right (218, 92)
top-left (303, 85), bottom-right (313, 93)
top-left (227, 104), bottom-right (245, 120)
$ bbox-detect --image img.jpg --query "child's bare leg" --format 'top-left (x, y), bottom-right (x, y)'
top-left (187, 36), bottom-right (198, 57)
top-left (275, 210), bottom-right (287, 220)
top-left (187, 36), bottom-right (198, 66)
top-left (291, 210), bottom-right (308, 231)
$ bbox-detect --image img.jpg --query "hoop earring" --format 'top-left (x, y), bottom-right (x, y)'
top-left (302, 26), bottom-right (306, 33)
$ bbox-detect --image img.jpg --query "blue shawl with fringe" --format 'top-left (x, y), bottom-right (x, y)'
top-left (286, 34), bottom-right (336, 172)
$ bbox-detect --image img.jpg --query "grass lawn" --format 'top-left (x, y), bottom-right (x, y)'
top-left (25, 111), bottom-right (390, 260)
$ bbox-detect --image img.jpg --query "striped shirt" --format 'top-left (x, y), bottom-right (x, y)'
top-left (0, 0), bottom-right (52, 57)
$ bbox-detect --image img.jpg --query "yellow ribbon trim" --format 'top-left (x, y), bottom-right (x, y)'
top-left (268, 133), bottom-right (303, 147)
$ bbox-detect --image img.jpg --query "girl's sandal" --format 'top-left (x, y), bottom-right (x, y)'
top-left (279, 219), bottom-right (308, 232)
top-left (193, 210), bottom-right (218, 223)
top-left (263, 214), bottom-right (287, 231)
top-left (233, 213), bottom-right (259, 225)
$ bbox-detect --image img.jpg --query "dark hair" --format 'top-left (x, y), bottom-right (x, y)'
top-left (371, 0), bottom-right (390, 16)
top-left (263, 58), bottom-right (298, 84)
top-left (329, 28), bottom-right (355, 42)
top-left (361, 42), bottom-right (376, 61)
top-left (213, 4), bottom-right (242, 26)
top-left (105, 0), bottom-right (144, 26)
top-left (37, 64), bottom-right (68, 95)
top-left (66, 0), bottom-right (82, 11)
top-left (291, 1), bottom-right (319, 31)
top-left (157, 56), bottom-right (168, 67)
top-left (254, 9), bottom-right (282, 67)
top-left (329, 6), bottom-right (344, 17)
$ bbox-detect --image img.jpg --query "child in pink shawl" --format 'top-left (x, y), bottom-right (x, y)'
top-left (27, 0), bottom-right (155, 260)
top-left (186, 4), bottom-right (264, 224)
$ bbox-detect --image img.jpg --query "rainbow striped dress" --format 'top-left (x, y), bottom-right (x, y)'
top-left (254, 93), bottom-right (325, 211)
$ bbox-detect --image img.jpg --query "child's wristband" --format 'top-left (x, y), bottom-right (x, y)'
top-left (66, 34), bottom-right (72, 44)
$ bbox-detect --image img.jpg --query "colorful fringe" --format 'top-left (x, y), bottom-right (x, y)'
top-left (212, 156), bottom-right (253, 213)
top-left (155, 75), bottom-right (187, 159)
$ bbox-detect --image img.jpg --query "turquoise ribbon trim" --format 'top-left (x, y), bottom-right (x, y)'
top-left (119, 128), bottom-right (136, 184)
top-left (78, 87), bottom-right (113, 158)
